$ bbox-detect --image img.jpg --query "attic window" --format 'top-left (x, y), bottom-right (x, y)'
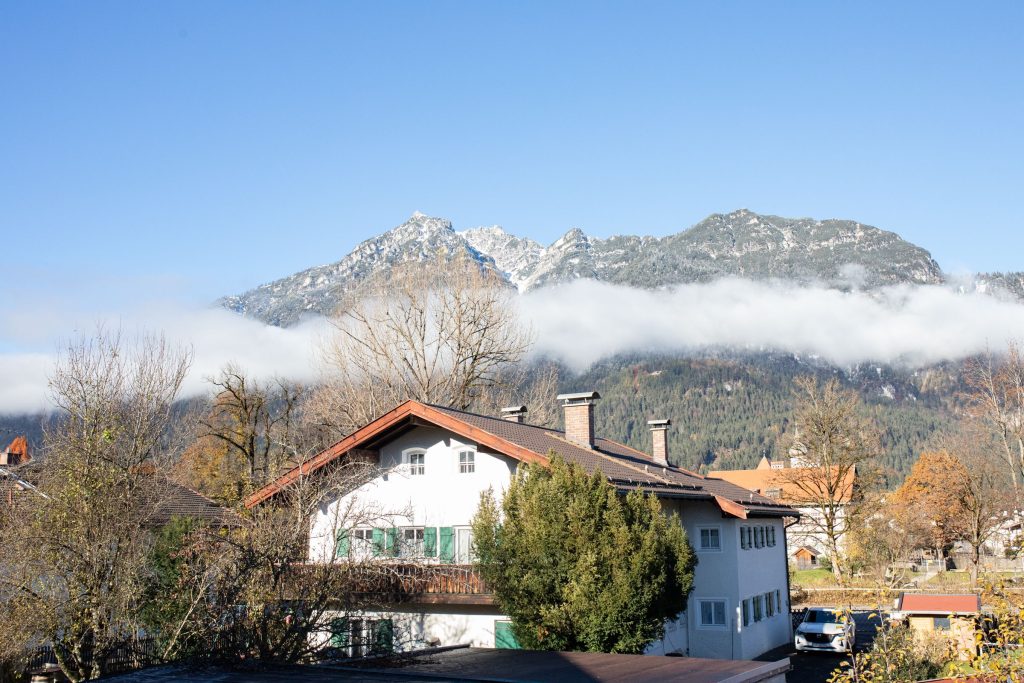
top-left (459, 450), bottom-right (475, 474)
top-left (403, 449), bottom-right (426, 476)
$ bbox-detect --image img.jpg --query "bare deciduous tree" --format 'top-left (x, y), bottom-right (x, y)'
top-left (177, 365), bottom-right (308, 505)
top-left (0, 329), bottom-right (191, 682)
top-left (309, 258), bottom-right (537, 439)
top-left (781, 376), bottom-right (879, 584)
top-left (963, 342), bottom-right (1024, 505)
top-left (932, 423), bottom-right (1016, 587)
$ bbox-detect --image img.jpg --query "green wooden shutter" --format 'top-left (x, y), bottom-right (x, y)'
top-left (330, 617), bottom-right (349, 648)
top-left (494, 621), bottom-right (520, 649)
top-left (386, 528), bottom-right (398, 556)
top-left (424, 527), bottom-right (437, 557)
top-left (372, 528), bottom-right (384, 557)
top-left (373, 619), bottom-right (394, 653)
top-left (439, 527), bottom-right (454, 563)
top-left (336, 529), bottom-right (350, 558)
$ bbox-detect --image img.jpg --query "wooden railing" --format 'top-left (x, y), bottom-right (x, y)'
top-left (322, 563), bottom-right (492, 602)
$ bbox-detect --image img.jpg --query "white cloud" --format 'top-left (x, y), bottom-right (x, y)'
top-left (3, 278), bottom-right (1024, 414)
top-left (0, 306), bottom-right (329, 414)
top-left (520, 279), bottom-right (1024, 371)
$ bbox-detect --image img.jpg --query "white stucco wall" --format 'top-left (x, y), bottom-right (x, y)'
top-left (320, 605), bottom-right (510, 652)
top-left (308, 426), bottom-right (517, 561)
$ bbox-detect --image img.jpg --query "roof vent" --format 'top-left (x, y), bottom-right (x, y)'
top-left (501, 405), bottom-right (528, 423)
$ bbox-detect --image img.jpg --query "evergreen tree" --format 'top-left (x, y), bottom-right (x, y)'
top-left (472, 455), bottom-right (696, 654)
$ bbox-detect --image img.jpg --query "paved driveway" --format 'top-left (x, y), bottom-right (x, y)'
top-left (757, 611), bottom-right (882, 683)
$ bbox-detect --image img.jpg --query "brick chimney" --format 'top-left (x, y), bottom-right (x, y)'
top-left (647, 419), bottom-right (670, 467)
top-left (558, 392), bottom-right (600, 448)
top-left (501, 405), bottom-right (528, 423)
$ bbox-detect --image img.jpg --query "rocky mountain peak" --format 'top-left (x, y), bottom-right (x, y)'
top-left (221, 210), bottom-right (952, 326)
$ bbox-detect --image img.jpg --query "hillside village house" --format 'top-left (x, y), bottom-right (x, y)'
top-left (710, 454), bottom-right (856, 568)
top-left (246, 393), bottom-right (797, 660)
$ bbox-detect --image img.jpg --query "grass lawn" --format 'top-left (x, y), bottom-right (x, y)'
top-left (792, 568), bottom-right (836, 586)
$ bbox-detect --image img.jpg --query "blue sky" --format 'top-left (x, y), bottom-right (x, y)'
top-left (2, 1), bottom-right (1023, 311)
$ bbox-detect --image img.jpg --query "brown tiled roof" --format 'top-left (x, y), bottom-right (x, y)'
top-left (1, 465), bottom-right (241, 527)
top-left (709, 464), bottom-right (857, 505)
top-left (248, 401), bottom-right (795, 518)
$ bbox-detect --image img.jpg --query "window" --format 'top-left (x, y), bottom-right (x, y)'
top-left (330, 618), bottom-right (392, 656)
top-left (744, 526), bottom-right (753, 549)
top-left (754, 527), bottom-right (762, 548)
top-left (455, 527), bottom-right (475, 564)
top-left (753, 595), bottom-right (763, 622)
top-left (765, 488), bottom-right (782, 499)
top-left (698, 599), bottom-right (727, 628)
top-left (459, 450), bottom-right (475, 474)
top-left (699, 527), bottom-right (721, 551)
top-left (765, 592), bottom-right (775, 617)
top-left (775, 589), bottom-right (782, 614)
top-left (934, 617), bottom-right (951, 631)
top-left (408, 452), bottom-right (425, 475)
top-left (400, 527), bottom-right (425, 557)
top-left (742, 598), bottom-right (751, 627)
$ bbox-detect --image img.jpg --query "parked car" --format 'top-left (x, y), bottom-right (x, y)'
top-left (794, 607), bottom-right (856, 653)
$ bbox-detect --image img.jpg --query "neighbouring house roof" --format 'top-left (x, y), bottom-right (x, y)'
top-left (1, 463), bottom-right (241, 527)
top-left (794, 546), bottom-right (819, 557)
top-left (1, 435), bottom-right (30, 466)
top-left (708, 462), bottom-right (857, 505)
top-left (897, 593), bottom-right (981, 615)
top-left (245, 400), bottom-right (796, 519)
top-left (103, 646), bottom-right (792, 683)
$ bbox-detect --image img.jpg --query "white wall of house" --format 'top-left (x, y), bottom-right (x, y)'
top-left (309, 426), bottom-right (517, 562)
top-left (319, 605), bottom-right (510, 653)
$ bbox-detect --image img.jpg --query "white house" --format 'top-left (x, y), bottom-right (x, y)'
top-left (246, 392), bottom-right (796, 660)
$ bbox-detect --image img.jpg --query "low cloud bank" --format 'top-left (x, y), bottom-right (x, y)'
top-left (0, 306), bottom-right (329, 414)
top-left (521, 279), bottom-right (1024, 371)
top-left (3, 278), bottom-right (1024, 414)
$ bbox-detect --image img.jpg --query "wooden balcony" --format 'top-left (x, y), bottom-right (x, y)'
top-left (320, 562), bottom-right (495, 606)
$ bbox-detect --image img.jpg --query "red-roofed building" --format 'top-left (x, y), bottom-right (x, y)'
top-left (247, 394), bottom-right (798, 661)
top-left (1, 435), bottom-right (31, 466)
top-left (894, 593), bottom-right (981, 658)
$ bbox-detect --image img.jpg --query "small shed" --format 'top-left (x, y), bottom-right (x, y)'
top-left (793, 546), bottom-right (820, 570)
top-left (894, 593), bottom-right (981, 659)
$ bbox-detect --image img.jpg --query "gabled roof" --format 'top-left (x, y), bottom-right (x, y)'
top-left (897, 593), bottom-right (981, 615)
top-left (2, 464), bottom-right (241, 527)
top-left (708, 463), bottom-right (856, 505)
top-left (245, 400), bottom-right (796, 518)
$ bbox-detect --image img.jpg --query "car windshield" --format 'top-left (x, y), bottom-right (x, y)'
top-left (805, 610), bottom-right (839, 624)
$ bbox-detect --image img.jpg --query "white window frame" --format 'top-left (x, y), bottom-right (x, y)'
top-left (399, 526), bottom-right (425, 558)
top-left (697, 525), bottom-right (722, 552)
top-left (402, 448), bottom-right (426, 476)
top-left (458, 449), bottom-right (476, 474)
top-left (697, 598), bottom-right (729, 630)
top-left (454, 525), bottom-right (475, 564)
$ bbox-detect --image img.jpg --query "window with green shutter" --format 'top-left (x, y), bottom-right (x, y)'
top-left (439, 526), bottom-right (454, 563)
top-left (335, 529), bottom-right (349, 558)
top-left (372, 619), bottom-right (394, 653)
top-left (386, 528), bottom-right (398, 556)
top-left (424, 527), bottom-right (437, 557)
top-left (330, 617), bottom-right (349, 648)
top-left (372, 528), bottom-right (384, 557)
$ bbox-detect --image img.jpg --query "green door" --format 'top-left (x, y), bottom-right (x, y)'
top-left (494, 620), bottom-right (520, 649)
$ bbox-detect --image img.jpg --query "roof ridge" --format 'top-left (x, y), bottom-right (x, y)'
top-left (426, 403), bottom-right (566, 434)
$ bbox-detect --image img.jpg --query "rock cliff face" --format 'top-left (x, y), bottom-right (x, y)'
top-left (220, 209), bottom-right (947, 326)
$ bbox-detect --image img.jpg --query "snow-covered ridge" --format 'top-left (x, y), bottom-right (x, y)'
top-left (220, 209), bottom-right (992, 327)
